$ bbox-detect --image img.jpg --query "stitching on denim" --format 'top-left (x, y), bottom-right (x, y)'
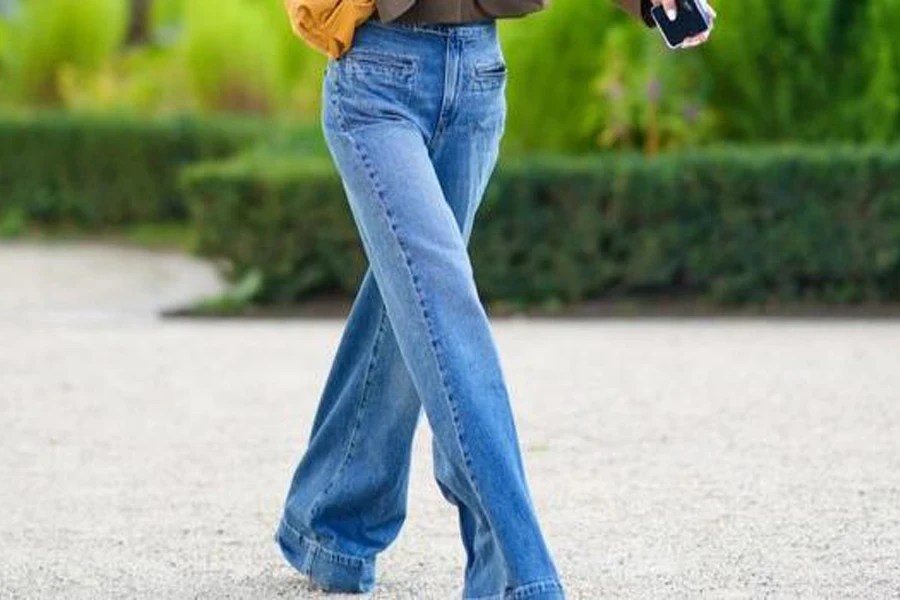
top-left (280, 518), bottom-right (371, 569)
top-left (427, 36), bottom-right (455, 152)
top-left (308, 306), bottom-right (389, 520)
top-left (504, 578), bottom-right (564, 600)
top-left (464, 578), bottom-right (564, 600)
top-left (329, 63), bottom-right (494, 550)
top-left (332, 41), bottom-right (418, 132)
top-left (307, 65), bottom-right (391, 520)
top-left (465, 591), bottom-right (505, 600)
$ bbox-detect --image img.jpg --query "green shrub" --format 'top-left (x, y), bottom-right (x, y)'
top-left (181, 146), bottom-right (900, 308)
top-left (181, 0), bottom-right (286, 114)
top-left (703, 0), bottom-right (900, 143)
top-left (501, 0), bottom-right (900, 153)
top-left (56, 46), bottom-right (191, 115)
top-left (500, 0), bottom-right (616, 154)
top-left (245, 0), bottom-right (328, 116)
top-left (0, 206), bottom-right (26, 238)
top-left (583, 22), bottom-right (715, 155)
top-left (857, 0), bottom-right (900, 142)
top-left (4, 0), bottom-right (899, 151)
top-left (149, 0), bottom-right (325, 116)
top-left (1, 0), bottom-right (128, 105)
top-left (0, 111), bottom-right (323, 227)
top-left (182, 155), bottom-right (364, 303)
top-left (500, 0), bottom-right (716, 155)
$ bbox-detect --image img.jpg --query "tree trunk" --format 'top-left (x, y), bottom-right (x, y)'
top-left (125, 0), bottom-right (154, 46)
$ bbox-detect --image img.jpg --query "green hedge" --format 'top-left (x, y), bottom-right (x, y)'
top-left (183, 155), bottom-right (364, 303)
top-left (0, 112), bottom-right (325, 227)
top-left (181, 147), bottom-right (900, 307)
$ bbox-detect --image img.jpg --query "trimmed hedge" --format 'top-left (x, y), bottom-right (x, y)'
top-left (181, 147), bottom-right (900, 306)
top-left (0, 112), bottom-right (325, 227)
top-left (183, 155), bottom-right (363, 303)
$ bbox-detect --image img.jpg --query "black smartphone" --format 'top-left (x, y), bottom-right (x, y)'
top-left (651, 0), bottom-right (712, 49)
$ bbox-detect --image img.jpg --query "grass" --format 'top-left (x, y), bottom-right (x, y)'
top-left (0, 220), bottom-right (196, 253)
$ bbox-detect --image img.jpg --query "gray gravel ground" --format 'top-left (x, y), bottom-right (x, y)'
top-left (2, 242), bottom-right (899, 599)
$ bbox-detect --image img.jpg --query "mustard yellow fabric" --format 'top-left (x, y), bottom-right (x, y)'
top-left (283, 0), bottom-right (376, 59)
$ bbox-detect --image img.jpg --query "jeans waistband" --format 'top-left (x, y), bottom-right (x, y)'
top-left (366, 17), bottom-right (497, 38)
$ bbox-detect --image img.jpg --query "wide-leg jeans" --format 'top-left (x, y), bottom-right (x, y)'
top-left (276, 17), bottom-right (566, 600)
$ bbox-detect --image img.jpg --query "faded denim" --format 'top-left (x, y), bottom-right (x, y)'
top-left (276, 17), bottom-right (565, 600)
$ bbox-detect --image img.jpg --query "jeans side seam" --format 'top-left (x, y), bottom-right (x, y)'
top-left (329, 70), bottom-right (495, 548)
top-left (308, 307), bottom-right (389, 520)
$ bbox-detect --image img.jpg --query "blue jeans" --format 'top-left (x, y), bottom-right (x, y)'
top-left (276, 17), bottom-right (565, 600)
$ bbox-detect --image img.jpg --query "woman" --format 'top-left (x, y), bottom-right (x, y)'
top-left (275, 1), bottom-right (714, 598)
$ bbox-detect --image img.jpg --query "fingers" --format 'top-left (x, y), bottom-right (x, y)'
top-left (680, 31), bottom-right (710, 48)
top-left (680, 0), bottom-right (715, 49)
top-left (659, 0), bottom-right (678, 21)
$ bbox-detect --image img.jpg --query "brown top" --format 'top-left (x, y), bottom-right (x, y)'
top-left (373, 0), bottom-right (655, 27)
top-left (374, 0), bottom-right (545, 25)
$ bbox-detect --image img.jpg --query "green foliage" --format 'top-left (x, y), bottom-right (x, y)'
top-left (584, 22), bottom-right (715, 154)
top-left (0, 0), bottom-right (325, 117)
top-left (150, 0), bottom-right (326, 115)
top-left (0, 112), bottom-right (322, 227)
top-left (244, 0), bottom-right (328, 115)
top-left (181, 0), bottom-right (286, 114)
top-left (116, 221), bottom-right (196, 252)
top-left (502, 0), bottom-right (900, 153)
top-left (182, 155), bottom-right (365, 303)
top-left (189, 269), bottom-right (265, 315)
top-left (182, 146), bottom-right (900, 308)
top-left (703, 0), bottom-right (900, 142)
top-left (857, 0), bottom-right (900, 142)
top-left (2, 0), bottom-right (900, 150)
top-left (57, 47), bottom-right (190, 114)
top-left (501, 0), bottom-right (716, 155)
top-left (0, 206), bottom-right (25, 238)
top-left (3, 0), bottom-right (899, 149)
top-left (151, 0), bottom-right (186, 36)
top-left (0, 7), bottom-right (10, 75)
top-left (500, 0), bottom-right (613, 153)
top-left (1, 0), bottom-right (128, 104)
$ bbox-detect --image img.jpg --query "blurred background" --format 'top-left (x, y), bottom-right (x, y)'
top-left (2, 3), bottom-right (900, 598)
top-left (1, 0), bottom-right (899, 313)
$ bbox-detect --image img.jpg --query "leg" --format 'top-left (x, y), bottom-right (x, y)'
top-left (316, 24), bottom-right (563, 600)
top-left (275, 63), bottom-right (501, 596)
top-left (277, 265), bottom-right (421, 593)
top-left (424, 32), bottom-right (516, 598)
top-left (275, 35), bottom-right (508, 597)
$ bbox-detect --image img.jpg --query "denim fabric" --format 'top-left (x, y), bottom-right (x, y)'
top-left (276, 18), bottom-right (565, 600)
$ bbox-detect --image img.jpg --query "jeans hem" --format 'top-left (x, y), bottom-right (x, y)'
top-left (275, 517), bottom-right (376, 593)
top-left (465, 578), bottom-right (565, 600)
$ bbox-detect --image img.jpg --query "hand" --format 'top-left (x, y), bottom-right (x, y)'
top-left (683, 1), bottom-right (716, 47)
top-left (654, 0), bottom-right (679, 22)
top-left (652, 0), bottom-right (717, 49)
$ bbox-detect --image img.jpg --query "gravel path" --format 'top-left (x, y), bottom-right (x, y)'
top-left (1, 242), bottom-right (899, 599)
